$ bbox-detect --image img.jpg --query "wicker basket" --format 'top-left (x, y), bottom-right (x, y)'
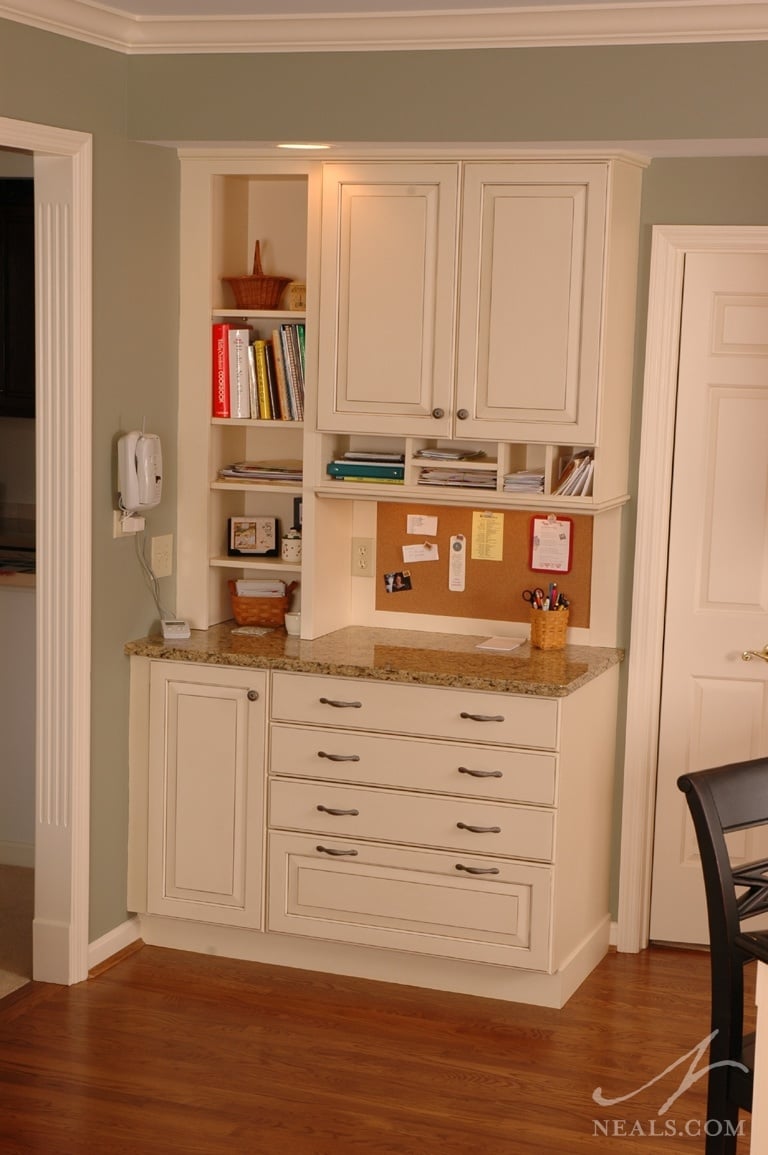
top-left (223, 241), bottom-right (291, 310)
top-left (529, 607), bottom-right (569, 650)
top-left (228, 580), bottom-right (297, 628)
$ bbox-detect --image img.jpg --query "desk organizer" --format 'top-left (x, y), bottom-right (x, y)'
top-left (228, 580), bottom-right (297, 628)
top-left (529, 607), bottom-right (569, 650)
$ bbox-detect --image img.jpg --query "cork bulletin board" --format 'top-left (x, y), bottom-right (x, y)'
top-left (374, 502), bottom-right (593, 628)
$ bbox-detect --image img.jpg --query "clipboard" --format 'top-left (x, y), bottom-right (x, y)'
top-left (529, 515), bottom-right (573, 574)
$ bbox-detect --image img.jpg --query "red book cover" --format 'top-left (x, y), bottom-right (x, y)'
top-left (212, 323), bottom-right (232, 417)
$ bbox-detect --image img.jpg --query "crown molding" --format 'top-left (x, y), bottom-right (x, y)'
top-left (2, 0), bottom-right (768, 54)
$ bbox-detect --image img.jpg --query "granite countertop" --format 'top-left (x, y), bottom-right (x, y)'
top-left (125, 622), bottom-right (623, 697)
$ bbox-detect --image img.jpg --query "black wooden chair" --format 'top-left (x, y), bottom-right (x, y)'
top-left (677, 758), bottom-right (768, 1153)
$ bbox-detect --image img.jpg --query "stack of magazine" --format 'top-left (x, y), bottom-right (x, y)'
top-left (218, 460), bottom-right (303, 483)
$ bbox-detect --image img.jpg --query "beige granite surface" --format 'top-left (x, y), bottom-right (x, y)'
top-left (125, 623), bottom-right (623, 697)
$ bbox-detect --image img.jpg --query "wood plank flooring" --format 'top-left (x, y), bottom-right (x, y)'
top-left (0, 943), bottom-right (754, 1154)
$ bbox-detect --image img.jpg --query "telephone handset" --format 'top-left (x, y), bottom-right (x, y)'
top-left (118, 431), bottom-right (163, 514)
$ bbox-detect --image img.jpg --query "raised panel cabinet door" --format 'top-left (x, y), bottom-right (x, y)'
top-left (317, 162), bottom-right (459, 436)
top-left (268, 832), bottom-right (553, 970)
top-left (146, 663), bottom-right (267, 927)
top-left (455, 162), bottom-right (607, 443)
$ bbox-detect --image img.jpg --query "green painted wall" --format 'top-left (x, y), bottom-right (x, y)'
top-left (4, 16), bottom-right (768, 938)
top-left (0, 19), bottom-right (180, 941)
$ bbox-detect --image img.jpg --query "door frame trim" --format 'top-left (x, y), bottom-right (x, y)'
top-left (618, 224), bottom-right (768, 952)
top-left (0, 116), bottom-right (92, 984)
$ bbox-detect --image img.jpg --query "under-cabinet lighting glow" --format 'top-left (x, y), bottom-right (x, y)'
top-left (277, 143), bottom-right (331, 150)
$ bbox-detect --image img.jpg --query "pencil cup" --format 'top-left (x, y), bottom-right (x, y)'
top-left (529, 607), bottom-right (569, 650)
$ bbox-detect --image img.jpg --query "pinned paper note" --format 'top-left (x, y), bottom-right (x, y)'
top-left (471, 511), bottom-right (504, 561)
top-left (402, 542), bottom-right (439, 563)
top-left (407, 514), bottom-right (438, 536)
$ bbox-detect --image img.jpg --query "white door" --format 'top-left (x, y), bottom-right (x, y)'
top-left (649, 251), bottom-right (768, 944)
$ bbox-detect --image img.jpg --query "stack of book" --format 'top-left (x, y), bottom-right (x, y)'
top-left (553, 452), bottom-right (594, 497)
top-left (503, 470), bottom-right (545, 494)
top-left (218, 460), bottom-right (303, 483)
top-left (212, 322), bottom-right (305, 421)
top-left (326, 451), bottom-right (405, 485)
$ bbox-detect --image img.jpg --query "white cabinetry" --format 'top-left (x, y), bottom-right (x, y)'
top-left (266, 667), bottom-right (618, 981)
top-left (316, 158), bottom-right (642, 506)
top-left (141, 661), bottom-right (267, 927)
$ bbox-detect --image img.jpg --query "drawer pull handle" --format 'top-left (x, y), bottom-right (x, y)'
top-left (317, 805), bottom-right (360, 817)
top-left (459, 712), bottom-right (505, 723)
top-left (316, 845), bottom-right (359, 857)
top-left (455, 863), bottom-right (500, 875)
top-left (458, 766), bottom-right (503, 779)
top-left (318, 751), bottom-right (361, 763)
top-left (319, 697), bottom-right (363, 709)
top-left (457, 822), bottom-right (501, 834)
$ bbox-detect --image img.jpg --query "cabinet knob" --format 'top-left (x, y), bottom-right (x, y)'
top-left (431, 408), bottom-right (445, 419)
top-left (456, 408), bottom-right (469, 420)
top-left (247, 689), bottom-right (259, 701)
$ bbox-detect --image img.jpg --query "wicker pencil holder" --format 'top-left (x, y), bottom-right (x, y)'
top-left (223, 241), bottom-right (291, 310)
top-left (529, 607), bottom-right (569, 650)
top-left (228, 580), bottom-right (297, 628)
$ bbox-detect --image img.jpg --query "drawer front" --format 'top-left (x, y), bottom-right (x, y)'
top-left (269, 778), bottom-right (554, 861)
top-left (270, 671), bottom-right (558, 749)
top-left (267, 831), bottom-right (552, 970)
top-left (270, 723), bottom-right (557, 805)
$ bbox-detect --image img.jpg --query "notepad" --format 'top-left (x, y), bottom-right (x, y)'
top-left (476, 636), bottom-right (526, 652)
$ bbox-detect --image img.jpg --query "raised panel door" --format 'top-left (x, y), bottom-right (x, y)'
top-left (147, 662), bottom-right (267, 926)
top-left (316, 162), bottom-right (459, 436)
top-left (455, 162), bottom-right (607, 443)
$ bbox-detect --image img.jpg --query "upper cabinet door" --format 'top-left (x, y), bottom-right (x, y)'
top-left (455, 162), bottom-right (607, 444)
top-left (317, 163), bottom-right (459, 436)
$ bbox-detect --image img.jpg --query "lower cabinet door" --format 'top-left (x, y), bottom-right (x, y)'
top-left (146, 662), bottom-right (267, 926)
top-left (267, 832), bottom-right (552, 970)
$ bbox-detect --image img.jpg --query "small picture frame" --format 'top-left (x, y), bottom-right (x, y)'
top-left (228, 516), bottom-right (279, 557)
top-left (293, 496), bottom-right (303, 532)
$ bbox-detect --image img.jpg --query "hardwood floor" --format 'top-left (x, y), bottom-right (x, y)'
top-left (0, 943), bottom-right (753, 1154)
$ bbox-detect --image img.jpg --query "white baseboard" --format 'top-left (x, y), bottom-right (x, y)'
top-left (0, 840), bottom-right (34, 868)
top-left (87, 916), bottom-right (143, 972)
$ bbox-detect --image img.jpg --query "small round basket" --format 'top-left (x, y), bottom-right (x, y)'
top-left (223, 241), bottom-right (291, 311)
top-left (529, 607), bottom-right (569, 650)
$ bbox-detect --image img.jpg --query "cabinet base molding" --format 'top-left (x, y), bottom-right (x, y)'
top-left (135, 913), bottom-right (610, 1009)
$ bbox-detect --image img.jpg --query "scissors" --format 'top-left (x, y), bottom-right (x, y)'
top-left (522, 587), bottom-right (545, 609)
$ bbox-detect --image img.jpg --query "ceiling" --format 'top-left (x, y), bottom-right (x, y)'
top-left (2, 0), bottom-right (768, 53)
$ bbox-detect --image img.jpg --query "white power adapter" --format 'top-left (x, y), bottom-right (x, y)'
top-left (161, 619), bottom-right (191, 640)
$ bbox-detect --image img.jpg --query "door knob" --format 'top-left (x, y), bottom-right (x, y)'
top-left (247, 689), bottom-right (259, 701)
top-left (741, 645), bottom-right (768, 663)
top-left (432, 408), bottom-right (445, 419)
top-left (456, 408), bottom-right (469, 420)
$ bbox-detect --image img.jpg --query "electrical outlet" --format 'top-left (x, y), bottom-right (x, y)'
top-left (351, 536), bottom-right (375, 578)
top-left (113, 510), bottom-right (144, 537)
top-left (150, 533), bottom-right (173, 578)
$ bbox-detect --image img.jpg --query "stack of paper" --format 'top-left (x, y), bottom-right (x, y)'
top-left (235, 579), bottom-right (286, 597)
top-left (503, 470), bottom-right (545, 493)
top-left (418, 468), bottom-right (497, 489)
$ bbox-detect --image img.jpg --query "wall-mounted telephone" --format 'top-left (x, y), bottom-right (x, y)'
top-left (117, 431), bottom-right (163, 514)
